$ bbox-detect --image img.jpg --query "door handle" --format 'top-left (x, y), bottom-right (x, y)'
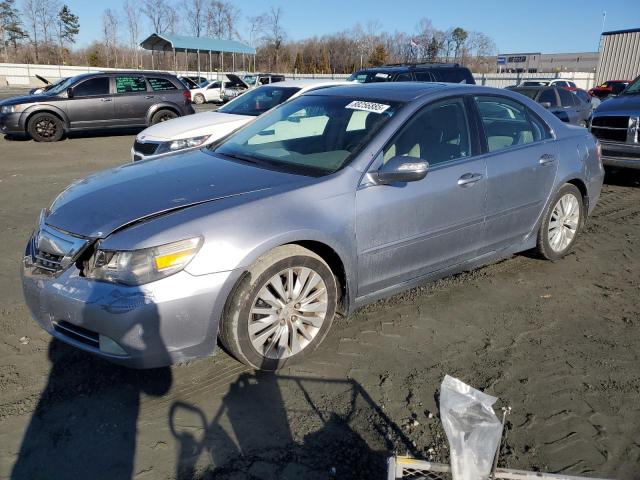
top-left (539, 153), bottom-right (556, 165)
top-left (457, 173), bottom-right (483, 187)
top-left (100, 98), bottom-right (112, 102)
top-left (145, 95), bottom-right (155, 99)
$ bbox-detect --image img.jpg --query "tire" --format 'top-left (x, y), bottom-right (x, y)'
top-left (219, 245), bottom-right (338, 371)
top-left (193, 94), bottom-right (205, 105)
top-left (536, 184), bottom-right (585, 260)
top-left (150, 109), bottom-right (178, 125)
top-left (27, 112), bottom-right (64, 142)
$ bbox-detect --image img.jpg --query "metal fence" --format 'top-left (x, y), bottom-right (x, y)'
top-left (1, 62), bottom-right (595, 90)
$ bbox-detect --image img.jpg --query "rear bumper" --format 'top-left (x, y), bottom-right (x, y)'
top-left (22, 258), bottom-right (240, 368)
top-left (600, 141), bottom-right (640, 169)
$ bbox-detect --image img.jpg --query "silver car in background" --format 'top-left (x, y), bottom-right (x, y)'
top-left (22, 83), bottom-right (604, 370)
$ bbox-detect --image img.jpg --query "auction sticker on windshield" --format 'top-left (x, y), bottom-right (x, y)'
top-left (345, 101), bottom-right (391, 114)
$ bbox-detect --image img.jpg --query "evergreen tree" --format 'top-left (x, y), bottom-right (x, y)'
top-left (0, 0), bottom-right (27, 60)
top-left (368, 44), bottom-right (387, 67)
top-left (293, 51), bottom-right (303, 73)
top-left (56, 4), bottom-right (79, 62)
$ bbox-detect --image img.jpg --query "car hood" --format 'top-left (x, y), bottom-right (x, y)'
top-left (0, 94), bottom-right (59, 106)
top-left (226, 73), bottom-right (250, 89)
top-left (45, 149), bottom-right (309, 238)
top-left (136, 111), bottom-right (250, 141)
top-left (593, 94), bottom-right (640, 116)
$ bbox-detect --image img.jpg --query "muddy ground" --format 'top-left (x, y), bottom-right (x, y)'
top-left (0, 114), bottom-right (639, 479)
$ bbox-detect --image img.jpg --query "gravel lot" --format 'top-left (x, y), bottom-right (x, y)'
top-left (0, 100), bottom-right (639, 479)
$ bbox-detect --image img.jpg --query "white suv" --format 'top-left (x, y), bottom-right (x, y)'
top-left (131, 79), bottom-right (351, 161)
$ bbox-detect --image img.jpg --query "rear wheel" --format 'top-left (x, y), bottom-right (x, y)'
top-left (150, 109), bottom-right (178, 125)
top-left (27, 112), bottom-right (64, 142)
top-left (536, 184), bottom-right (584, 260)
top-left (193, 94), bottom-right (205, 105)
top-left (219, 245), bottom-right (337, 370)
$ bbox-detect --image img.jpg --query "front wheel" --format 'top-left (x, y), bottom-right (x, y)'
top-left (27, 112), bottom-right (64, 142)
top-left (536, 184), bottom-right (585, 260)
top-left (219, 245), bottom-right (337, 370)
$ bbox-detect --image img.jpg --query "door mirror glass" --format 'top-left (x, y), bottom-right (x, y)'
top-left (375, 156), bottom-right (429, 184)
top-left (66, 87), bottom-right (74, 98)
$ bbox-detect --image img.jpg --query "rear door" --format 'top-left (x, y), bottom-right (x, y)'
top-left (473, 95), bottom-right (558, 252)
top-left (112, 75), bottom-right (152, 126)
top-left (557, 88), bottom-right (581, 124)
top-left (355, 96), bottom-right (487, 297)
top-left (65, 76), bottom-right (114, 129)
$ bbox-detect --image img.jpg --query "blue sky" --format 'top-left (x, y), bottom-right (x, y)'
top-left (65, 0), bottom-right (638, 53)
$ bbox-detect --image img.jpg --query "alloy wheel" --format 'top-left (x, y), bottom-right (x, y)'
top-left (548, 193), bottom-right (580, 252)
top-left (248, 266), bottom-right (328, 360)
top-left (35, 118), bottom-right (57, 138)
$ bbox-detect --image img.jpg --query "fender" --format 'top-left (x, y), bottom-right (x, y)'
top-left (145, 101), bottom-right (182, 125)
top-left (19, 103), bottom-right (71, 131)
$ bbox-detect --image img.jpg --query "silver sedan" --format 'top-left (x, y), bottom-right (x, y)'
top-left (22, 83), bottom-right (604, 370)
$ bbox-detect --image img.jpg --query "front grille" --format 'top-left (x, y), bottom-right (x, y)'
top-left (590, 115), bottom-right (630, 143)
top-left (34, 249), bottom-right (64, 273)
top-left (602, 148), bottom-right (640, 159)
top-left (133, 140), bottom-right (159, 155)
top-left (591, 116), bottom-right (629, 128)
top-left (53, 320), bottom-right (100, 348)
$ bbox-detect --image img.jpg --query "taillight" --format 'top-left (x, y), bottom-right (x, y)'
top-left (183, 90), bottom-right (191, 102)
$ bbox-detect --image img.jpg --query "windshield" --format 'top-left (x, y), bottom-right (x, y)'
top-left (47, 76), bottom-right (80, 95)
top-left (347, 71), bottom-right (393, 83)
top-left (623, 77), bottom-right (640, 94)
top-left (218, 86), bottom-right (300, 116)
top-left (212, 95), bottom-right (402, 175)
top-left (242, 75), bottom-right (258, 86)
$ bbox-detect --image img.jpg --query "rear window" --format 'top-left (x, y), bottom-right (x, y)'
top-left (115, 76), bottom-right (147, 93)
top-left (148, 77), bottom-right (177, 91)
top-left (434, 69), bottom-right (473, 84)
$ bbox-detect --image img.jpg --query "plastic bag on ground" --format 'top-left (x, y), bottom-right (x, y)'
top-left (440, 375), bottom-right (503, 480)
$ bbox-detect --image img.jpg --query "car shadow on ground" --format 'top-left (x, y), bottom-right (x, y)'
top-left (603, 167), bottom-right (640, 188)
top-left (3, 128), bottom-right (143, 142)
top-left (10, 288), bottom-right (172, 480)
top-left (169, 373), bottom-right (417, 480)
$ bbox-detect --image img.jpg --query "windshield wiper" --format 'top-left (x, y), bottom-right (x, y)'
top-left (218, 151), bottom-right (260, 164)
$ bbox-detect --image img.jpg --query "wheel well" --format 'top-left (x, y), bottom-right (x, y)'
top-left (151, 106), bottom-right (180, 122)
top-left (566, 179), bottom-right (589, 211)
top-left (25, 110), bottom-right (65, 133)
top-left (291, 241), bottom-right (348, 315)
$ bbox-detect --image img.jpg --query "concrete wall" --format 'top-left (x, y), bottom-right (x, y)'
top-left (0, 62), bottom-right (596, 90)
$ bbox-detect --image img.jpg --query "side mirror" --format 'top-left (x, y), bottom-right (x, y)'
top-left (540, 102), bottom-right (551, 109)
top-left (375, 156), bottom-right (429, 185)
top-left (66, 87), bottom-right (74, 98)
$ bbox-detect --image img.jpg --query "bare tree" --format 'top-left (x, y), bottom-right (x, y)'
top-left (205, 1), bottom-right (238, 39)
top-left (123, 0), bottom-right (139, 67)
top-left (183, 0), bottom-right (204, 36)
top-left (102, 8), bottom-right (118, 67)
top-left (142, 0), bottom-right (173, 34)
top-left (265, 6), bottom-right (285, 70)
top-left (22, 0), bottom-right (40, 61)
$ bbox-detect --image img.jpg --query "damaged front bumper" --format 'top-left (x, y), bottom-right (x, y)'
top-left (21, 238), bottom-right (237, 369)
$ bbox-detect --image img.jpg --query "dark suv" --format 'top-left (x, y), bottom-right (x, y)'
top-left (347, 63), bottom-right (476, 85)
top-left (0, 71), bottom-right (194, 142)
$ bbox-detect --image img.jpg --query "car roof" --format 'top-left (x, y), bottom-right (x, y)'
top-left (305, 81), bottom-right (475, 102)
top-left (355, 64), bottom-right (464, 73)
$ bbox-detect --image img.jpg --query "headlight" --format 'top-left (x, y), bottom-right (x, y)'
top-left (1, 105), bottom-right (17, 114)
top-left (86, 237), bottom-right (202, 285)
top-left (156, 135), bottom-right (210, 154)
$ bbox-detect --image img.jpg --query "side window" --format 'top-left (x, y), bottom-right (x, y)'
top-left (414, 71), bottom-right (434, 82)
top-left (558, 88), bottom-right (577, 107)
top-left (383, 97), bottom-right (471, 166)
top-left (148, 77), bottom-right (177, 91)
top-left (395, 72), bottom-right (413, 82)
top-left (115, 76), bottom-right (147, 94)
top-left (436, 69), bottom-right (466, 83)
top-left (538, 89), bottom-right (558, 106)
top-left (73, 77), bottom-right (109, 97)
top-left (475, 95), bottom-right (551, 152)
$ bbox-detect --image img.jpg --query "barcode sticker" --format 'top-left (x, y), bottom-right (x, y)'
top-left (345, 101), bottom-right (391, 114)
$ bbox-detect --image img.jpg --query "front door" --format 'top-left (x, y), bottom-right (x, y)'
top-left (356, 97), bottom-right (487, 297)
top-left (65, 76), bottom-right (114, 130)
top-left (473, 95), bottom-right (558, 251)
